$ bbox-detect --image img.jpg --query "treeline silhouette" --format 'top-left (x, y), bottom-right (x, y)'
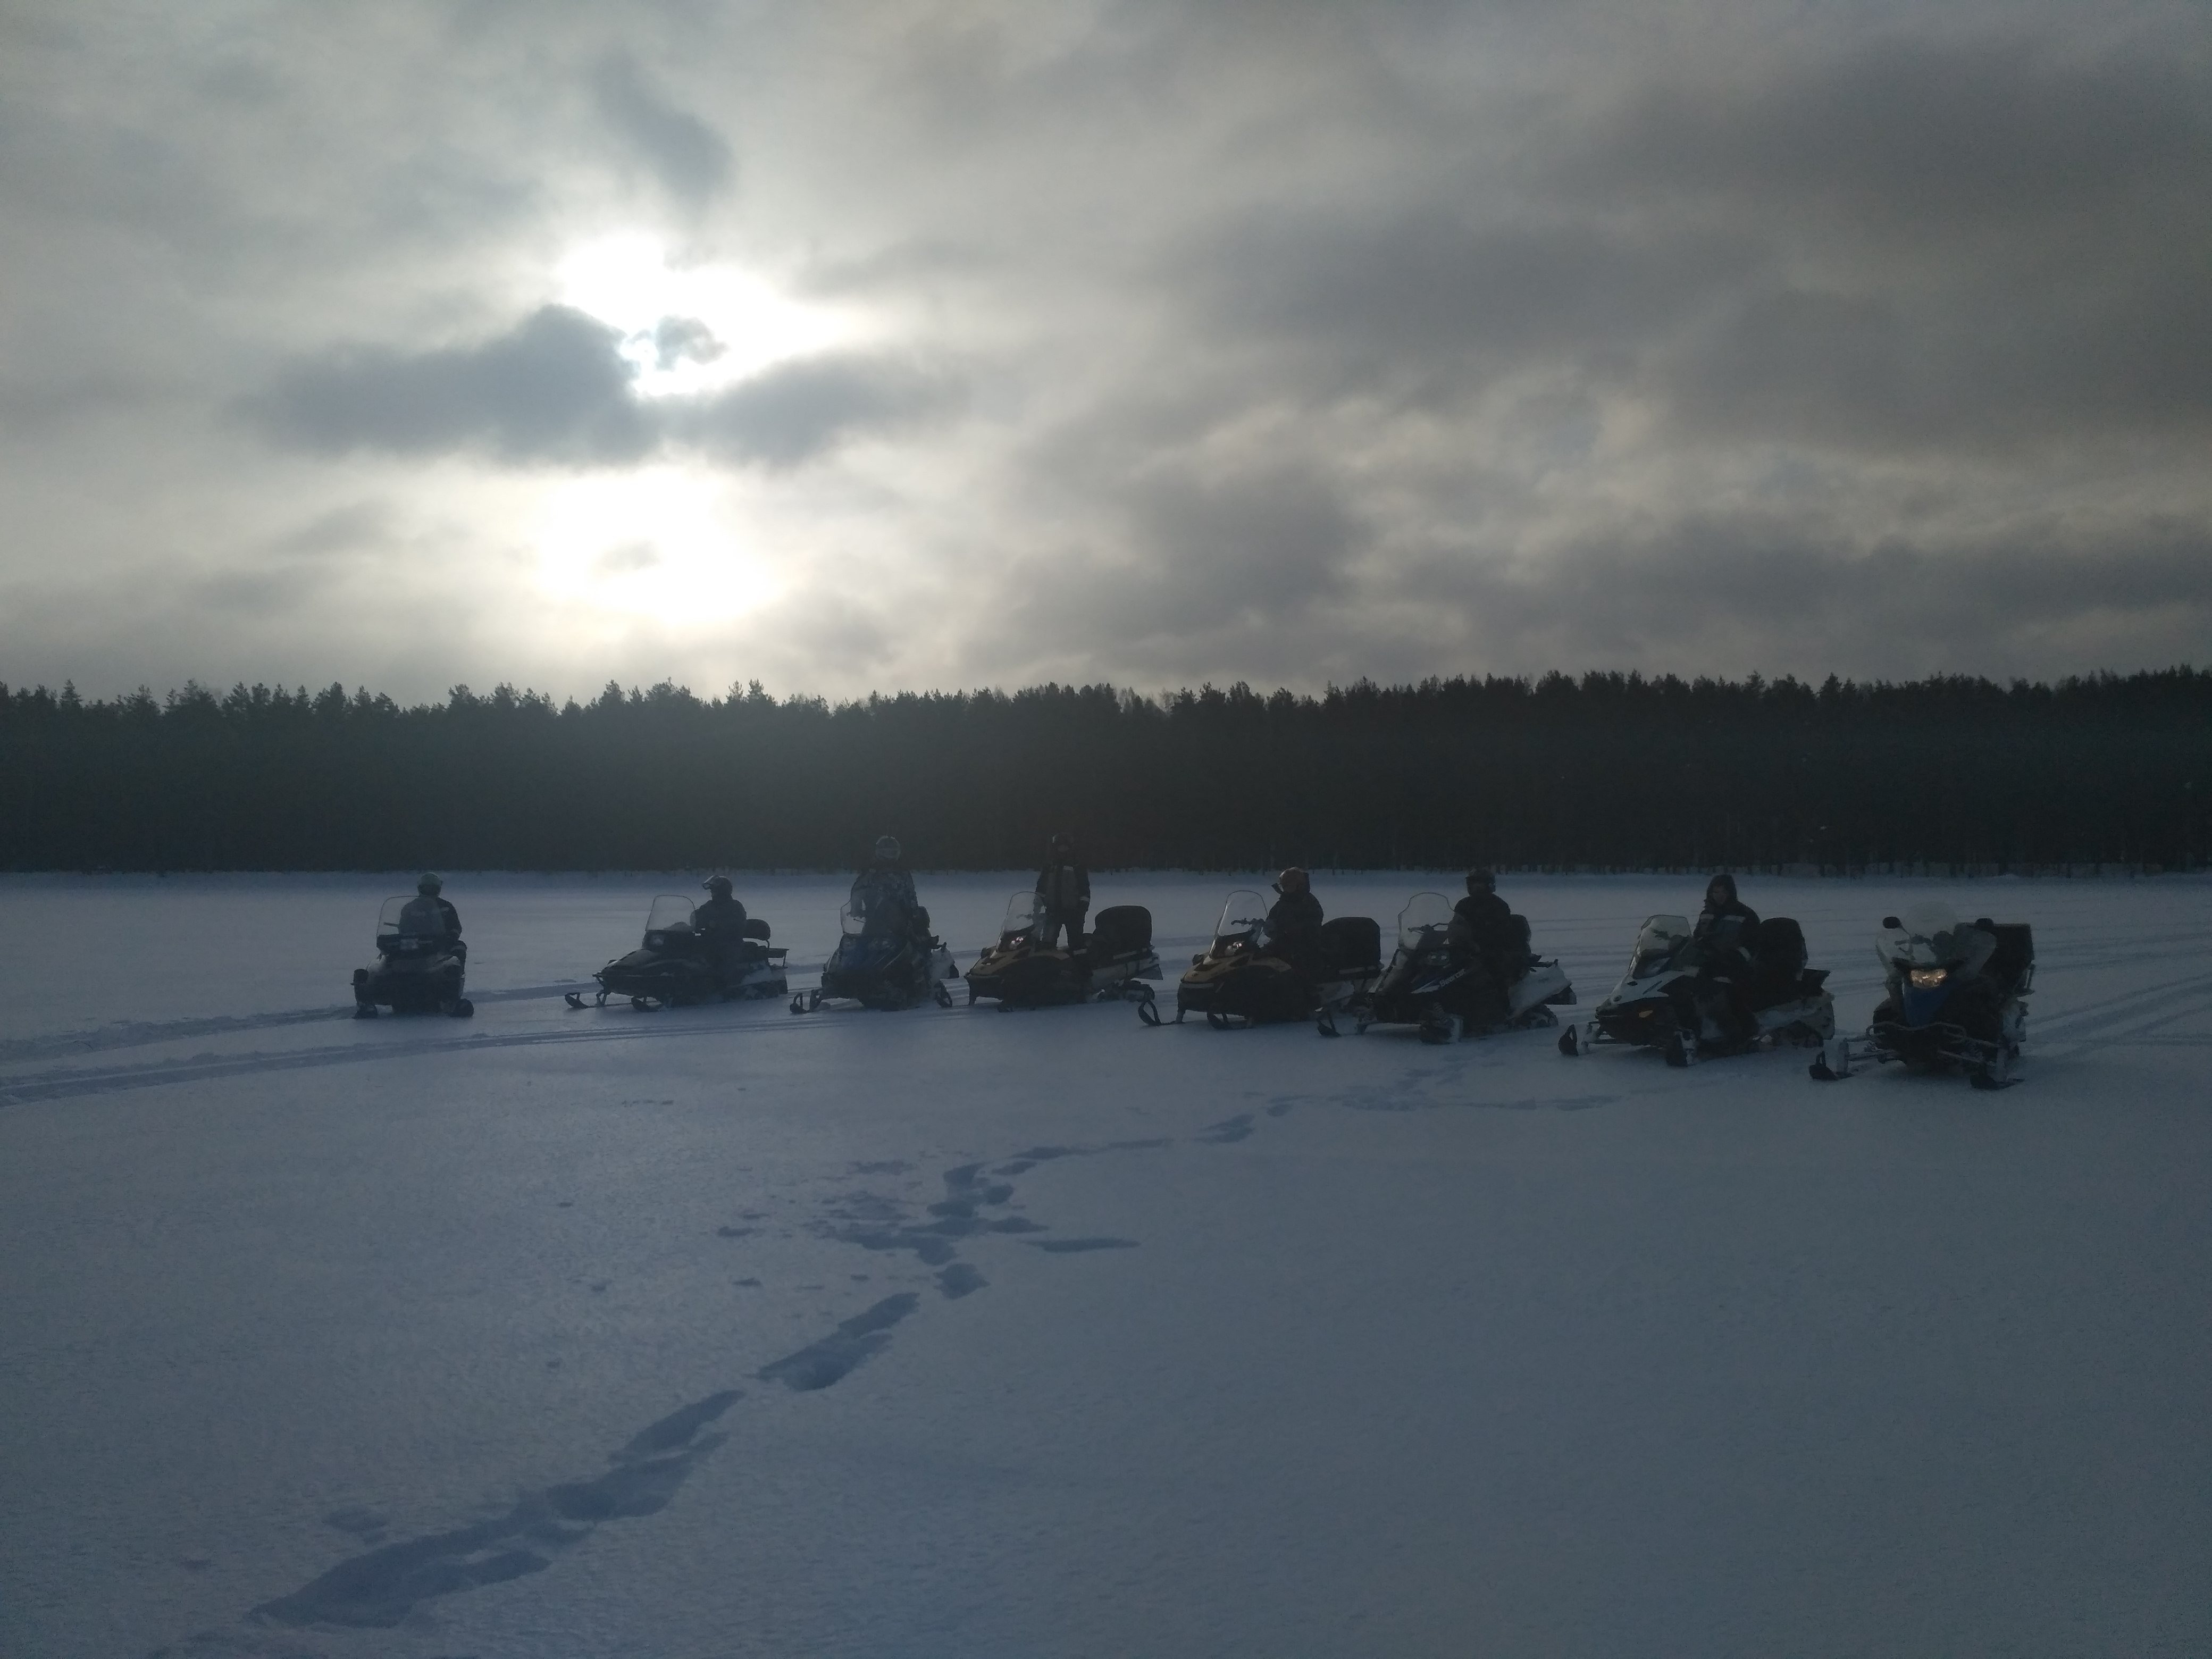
top-left (2, 670), bottom-right (2206, 873)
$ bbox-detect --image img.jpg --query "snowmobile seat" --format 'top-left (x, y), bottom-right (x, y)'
top-left (1320, 916), bottom-right (1382, 977)
top-left (1506, 913), bottom-right (1537, 967)
top-left (1985, 923), bottom-right (2035, 993)
top-left (1751, 917), bottom-right (1809, 982)
top-left (742, 918), bottom-right (772, 941)
top-left (1088, 904), bottom-right (1152, 960)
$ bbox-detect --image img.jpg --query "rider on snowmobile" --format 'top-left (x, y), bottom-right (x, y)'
top-left (1691, 873), bottom-right (1759, 1042)
top-left (852, 835), bottom-right (923, 938)
top-left (1450, 869), bottom-right (1518, 958)
top-left (1267, 867), bottom-right (1326, 984)
top-left (1035, 831), bottom-right (1090, 952)
top-left (696, 875), bottom-right (750, 971)
top-left (399, 873), bottom-right (464, 957)
top-left (1446, 868), bottom-right (1523, 1022)
top-left (1694, 873), bottom-right (1759, 949)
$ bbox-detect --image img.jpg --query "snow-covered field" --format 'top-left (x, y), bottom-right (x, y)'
top-left (2, 871), bottom-right (2207, 1658)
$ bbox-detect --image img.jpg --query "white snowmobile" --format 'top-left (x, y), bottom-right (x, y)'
top-left (1320, 891), bottom-right (1574, 1041)
top-left (1810, 905), bottom-right (2034, 1090)
top-left (1559, 911), bottom-right (1832, 1065)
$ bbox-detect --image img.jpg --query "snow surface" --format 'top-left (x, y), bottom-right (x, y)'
top-left (2, 871), bottom-right (2208, 1658)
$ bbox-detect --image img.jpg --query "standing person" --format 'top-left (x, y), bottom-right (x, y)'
top-left (851, 835), bottom-right (920, 936)
top-left (696, 875), bottom-right (749, 976)
top-left (1035, 831), bottom-right (1090, 952)
top-left (400, 872), bottom-right (464, 957)
top-left (1266, 866), bottom-right (1326, 985)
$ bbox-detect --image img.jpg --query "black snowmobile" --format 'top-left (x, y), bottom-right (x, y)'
top-left (791, 897), bottom-right (958, 1014)
top-left (565, 893), bottom-right (789, 1011)
top-left (964, 892), bottom-right (1163, 1010)
top-left (1145, 887), bottom-right (1382, 1028)
top-left (353, 895), bottom-right (472, 1017)
top-left (1321, 891), bottom-right (1574, 1041)
top-left (1811, 906), bottom-right (2034, 1089)
top-left (1559, 911), bottom-right (1832, 1065)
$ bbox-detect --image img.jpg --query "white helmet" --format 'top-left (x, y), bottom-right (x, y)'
top-left (874, 835), bottom-right (902, 861)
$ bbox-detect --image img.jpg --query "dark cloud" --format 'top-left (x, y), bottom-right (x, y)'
top-left (1566, 35), bottom-right (2212, 236)
top-left (250, 309), bottom-right (952, 468)
top-left (590, 51), bottom-right (734, 205)
top-left (251, 306), bottom-right (652, 464)
top-left (677, 353), bottom-right (957, 465)
top-left (649, 315), bottom-right (723, 370)
top-left (1189, 210), bottom-right (1762, 397)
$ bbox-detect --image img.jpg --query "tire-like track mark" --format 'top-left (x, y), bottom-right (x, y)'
top-left (0, 1001), bottom-right (849, 1108)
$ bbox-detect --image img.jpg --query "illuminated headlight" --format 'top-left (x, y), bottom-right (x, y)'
top-left (1908, 967), bottom-right (1949, 990)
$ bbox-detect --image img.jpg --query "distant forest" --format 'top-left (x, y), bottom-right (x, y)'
top-left (2, 669), bottom-right (2207, 873)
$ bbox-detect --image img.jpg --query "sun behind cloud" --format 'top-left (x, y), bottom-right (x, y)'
top-left (555, 233), bottom-right (853, 397)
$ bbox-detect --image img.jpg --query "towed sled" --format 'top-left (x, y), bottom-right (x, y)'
top-left (1811, 907), bottom-right (2034, 1090)
top-left (1144, 888), bottom-right (1382, 1028)
top-left (1320, 891), bottom-right (1573, 1041)
top-left (565, 894), bottom-right (788, 1011)
top-left (965, 893), bottom-right (1163, 1010)
top-left (1559, 911), bottom-right (1832, 1065)
top-left (353, 895), bottom-right (472, 1018)
top-left (791, 899), bottom-right (958, 1014)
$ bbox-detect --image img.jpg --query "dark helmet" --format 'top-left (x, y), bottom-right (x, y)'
top-left (1706, 873), bottom-right (1738, 905)
top-left (873, 835), bottom-right (902, 862)
top-left (417, 872), bottom-right (443, 894)
top-left (1466, 868), bottom-right (1496, 894)
top-left (703, 875), bottom-right (733, 896)
top-left (1275, 866), bottom-right (1310, 895)
top-left (1050, 830), bottom-right (1075, 855)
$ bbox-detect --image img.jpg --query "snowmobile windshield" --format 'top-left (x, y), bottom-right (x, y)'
top-left (1628, 915), bottom-right (1692, 978)
top-left (1397, 892), bottom-right (1455, 953)
top-left (1212, 889), bottom-right (1270, 951)
top-left (378, 894), bottom-right (452, 941)
top-left (1000, 891), bottom-right (1044, 942)
top-left (839, 900), bottom-right (869, 937)
top-left (645, 895), bottom-right (696, 935)
top-left (1880, 902), bottom-right (1971, 968)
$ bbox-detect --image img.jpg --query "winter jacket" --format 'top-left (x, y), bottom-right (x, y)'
top-left (696, 894), bottom-right (749, 940)
top-left (1035, 861), bottom-right (1091, 916)
top-left (1452, 890), bottom-right (1517, 954)
top-left (1267, 890), bottom-right (1326, 980)
top-left (851, 863), bottom-right (919, 932)
top-left (398, 895), bottom-right (462, 940)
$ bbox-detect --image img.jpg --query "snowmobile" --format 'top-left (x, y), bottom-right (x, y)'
top-left (1809, 906), bottom-right (2034, 1090)
top-left (1557, 911), bottom-right (1832, 1065)
top-left (1143, 888), bottom-right (1382, 1028)
top-left (564, 894), bottom-right (789, 1011)
top-left (352, 895), bottom-right (472, 1018)
top-left (791, 898), bottom-right (958, 1014)
top-left (965, 893), bottom-right (1163, 1010)
top-left (1319, 891), bottom-right (1574, 1041)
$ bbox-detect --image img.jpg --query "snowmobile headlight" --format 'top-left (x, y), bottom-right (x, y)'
top-left (1908, 967), bottom-right (1949, 990)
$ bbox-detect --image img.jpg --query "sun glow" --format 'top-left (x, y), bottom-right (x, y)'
top-left (555, 233), bottom-right (852, 397)
top-left (531, 470), bottom-right (783, 630)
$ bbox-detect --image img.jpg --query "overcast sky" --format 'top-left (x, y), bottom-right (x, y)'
top-left (3, 1), bottom-right (2207, 703)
